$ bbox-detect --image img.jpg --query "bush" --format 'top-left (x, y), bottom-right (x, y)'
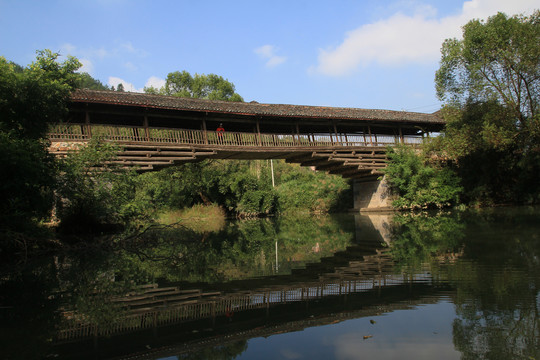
top-left (384, 146), bottom-right (462, 209)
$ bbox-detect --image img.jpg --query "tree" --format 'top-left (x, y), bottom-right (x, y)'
top-left (436, 11), bottom-right (540, 145)
top-left (0, 50), bottom-right (81, 234)
top-left (144, 70), bottom-right (243, 102)
top-left (0, 50), bottom-right (81, 140)
top-left (384, 146), bottom-right (462, 209)
top-left (433, 11), bottom-right (540, 204)
top-left (75, 72), bottom-right (110, 90)
top-left (116, 83), bottom-right (125, 92)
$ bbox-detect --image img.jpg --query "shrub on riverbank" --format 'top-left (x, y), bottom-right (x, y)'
top-left (384, 145), bottom-right (463, 209)
top-left (275, 163), bottom-right (351, 213)
top-left (132, 160), bottom-right (350, 218)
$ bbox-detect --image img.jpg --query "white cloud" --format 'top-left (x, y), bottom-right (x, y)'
top-left (255, 44), bottom-right (287, 68)
top-left (79, 58), bottom-right (94, 74)
top-left (108, 76), bottom-right (166, 93)
top-left (145, 76), bottom-right (166, 90)
top-left (108, 76), bottom-right (142, 92)
top-left (314, 0), bottom-right (539, 76)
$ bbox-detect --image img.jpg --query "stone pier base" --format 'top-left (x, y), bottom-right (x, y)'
top-left (352, 176), bottom-right (395, 212)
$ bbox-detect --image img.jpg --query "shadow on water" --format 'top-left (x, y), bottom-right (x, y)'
top-left (0, 208), bottom-right (539, 359)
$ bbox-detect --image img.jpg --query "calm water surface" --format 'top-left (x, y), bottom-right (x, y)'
top-left (1, 208), bottom-right (539, 359)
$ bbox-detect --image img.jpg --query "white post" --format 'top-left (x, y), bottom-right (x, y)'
top-left (275, 240), bottom-right (279, 272)
top-left (270, 159), bottom-right (275, 188)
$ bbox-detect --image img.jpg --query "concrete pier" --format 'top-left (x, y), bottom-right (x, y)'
top-left (352, 176), bottom-right (395, 212)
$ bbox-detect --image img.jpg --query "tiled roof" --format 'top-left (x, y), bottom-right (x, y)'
top-left (71, 89), bottom-right (444, 124)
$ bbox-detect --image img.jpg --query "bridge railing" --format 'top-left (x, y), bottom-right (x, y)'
top-left (48, 124), bottom-right (424, 147)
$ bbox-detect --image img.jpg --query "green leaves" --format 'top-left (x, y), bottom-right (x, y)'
top-left (433, 11), bottom-right (540, 205)
top-left (0, 50), bottom-right (81, 235)
top-left (436, 11), bottom-right (540, 121)
top-left (146, 70), bottom-right (244, 102)
top-left (384, 146), bottom-right (462, 209)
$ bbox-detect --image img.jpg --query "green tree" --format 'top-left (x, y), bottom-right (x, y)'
top-left (116, 82), bottom-right (125, 92)
top-left (384, 146), bottom-right (462, 209)
top-left (55, 138), bottom-right (142, 234)
top-left (0, 50), bottom-right (81, 140)
top-left (144, 70), bottom-right (243, 102)
top-left (0, 50), bottom-right (81, 236)
top-left (75, 72), bottom-right (110, 90)
top-left (433, 11), bottom-right (540, 204)
top-left (436, 11), bottom-right (540, 125)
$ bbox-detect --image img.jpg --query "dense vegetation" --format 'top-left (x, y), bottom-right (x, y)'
top-left (384, 10), bottom-right (540, 208)
top-left (0, 50), bottom-right (80, 237)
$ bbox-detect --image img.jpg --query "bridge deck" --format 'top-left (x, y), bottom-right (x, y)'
top-left (48, 124), bottom-right (421, 178)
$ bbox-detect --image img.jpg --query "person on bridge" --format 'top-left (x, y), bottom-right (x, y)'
top-left (217, 123), bottom-right (225, 144)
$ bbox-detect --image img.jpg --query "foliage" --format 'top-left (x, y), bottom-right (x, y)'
top-left (384, 146), bottom-right (462, 209)
top-left (132, 160), bottom-right (350, 217)
top-left (134, 160), bottom-right (277, 217)
top-left (144, 70), bottom-right (243, 102)
top-left (433, 11), bottom-right (540, 204)
top-left (435, 11), bottom-right (540, 123)
top-left (0, 50), bottom-right (80, 139)
top-left (0, 133), bottom-right (55, 231)
top-left (55, 138), bottom-right (144, 233)
top-left (0, 50), bottom-right (81, 235)
top-left (74, 72), bottom-right (110, 90)
top-left (275, 163), bottom-right (351, 213)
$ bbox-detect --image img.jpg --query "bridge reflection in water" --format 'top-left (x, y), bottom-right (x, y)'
top-left (51, 214), bottom-right (450, 359)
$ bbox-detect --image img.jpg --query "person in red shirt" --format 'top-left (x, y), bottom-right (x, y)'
top-left (216, 123), bottom-right (225, 143)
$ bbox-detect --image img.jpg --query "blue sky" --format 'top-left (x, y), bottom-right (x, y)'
top-left (0, 0), bottom-right (537, 113)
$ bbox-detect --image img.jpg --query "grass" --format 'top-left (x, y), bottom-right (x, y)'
top-left (156, 204), bottom-right (226, 233)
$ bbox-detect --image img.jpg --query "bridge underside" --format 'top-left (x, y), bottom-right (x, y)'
top-left (50, 140), bottom-right (388, 179)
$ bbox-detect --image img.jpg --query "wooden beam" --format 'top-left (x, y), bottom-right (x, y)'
top-left (116, 156), bottom-right (196, 161)
top-left (118, 150), bottom-right (215, 156)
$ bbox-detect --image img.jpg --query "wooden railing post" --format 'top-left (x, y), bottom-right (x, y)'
top-left (144, 113), bottom-right (150, 141)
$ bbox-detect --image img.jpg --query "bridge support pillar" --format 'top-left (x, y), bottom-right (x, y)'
top-left (352, 176), bottom-right (394, 212)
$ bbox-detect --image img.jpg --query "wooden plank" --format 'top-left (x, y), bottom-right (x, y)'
top-left (116, 156), bottom-right (195, 161)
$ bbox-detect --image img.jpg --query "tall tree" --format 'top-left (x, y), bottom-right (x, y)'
top-left (0, 50), bottom-right (81, 234)
top-left (433, 11), bottom-right (540, 204)
top-left (144, 70), bottom-right (243, 102)
top-left (436, 11), bottom-right (540, 141)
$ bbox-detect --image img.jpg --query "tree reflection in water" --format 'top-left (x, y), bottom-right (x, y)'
top-left (388, 209), bottom-right (539, 360)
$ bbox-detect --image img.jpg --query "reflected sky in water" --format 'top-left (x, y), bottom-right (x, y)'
top-left (243, 300), bottom-right (458, 360)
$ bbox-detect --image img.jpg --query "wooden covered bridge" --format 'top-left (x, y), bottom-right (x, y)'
top-left (48, 89), bottom-right (444, 179)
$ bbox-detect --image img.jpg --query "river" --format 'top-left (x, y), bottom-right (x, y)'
top-left (1, 207), bottom-right (538, 359)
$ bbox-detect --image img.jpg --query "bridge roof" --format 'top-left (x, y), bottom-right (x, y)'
top-left (71, 89), bottom-right (444, 126)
